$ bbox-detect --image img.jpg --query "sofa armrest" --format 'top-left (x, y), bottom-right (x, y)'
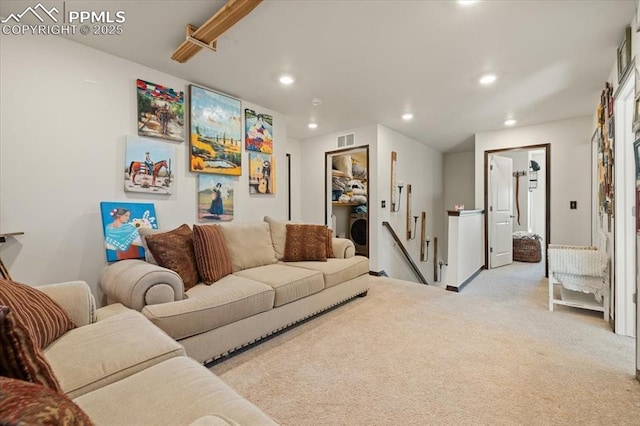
top-left (332, 238), bottom-right (356, 259)
top-left (37, 281), bottom-right (96, 327)
top-left (99, 259), bottom-right (185, 312)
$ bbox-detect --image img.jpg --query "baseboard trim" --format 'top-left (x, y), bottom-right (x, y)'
top-left (445, 267), bottom-right (483, 293)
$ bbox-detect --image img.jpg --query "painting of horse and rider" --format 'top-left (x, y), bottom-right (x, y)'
top-left (124, 136), bottom-right (175, 195)
top-left (137, 79), bottom-right (184, 142)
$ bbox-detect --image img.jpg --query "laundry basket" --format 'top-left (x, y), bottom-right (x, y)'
top-left (513, 233), bottom-right (542, 263)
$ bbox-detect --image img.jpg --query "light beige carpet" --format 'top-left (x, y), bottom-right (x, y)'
top-left (211, 263), bottom-right (640, 425)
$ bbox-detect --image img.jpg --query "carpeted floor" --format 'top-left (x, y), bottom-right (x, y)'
top-left (211, 262), bottom-right (640, 425)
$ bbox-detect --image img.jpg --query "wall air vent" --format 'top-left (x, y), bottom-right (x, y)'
top-left (337, 133), bottom-right (355, 148)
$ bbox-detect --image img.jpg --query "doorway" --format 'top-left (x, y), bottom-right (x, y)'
top-left (324, 146), bottom-right (370, 257)
top-left (484, 144), bottom-right (551, 277)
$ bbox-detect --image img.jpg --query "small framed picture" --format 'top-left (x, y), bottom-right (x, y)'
top-left (617, 27), bottom-right (632, 83)
top-left (634, 96), bottom-right (640, 133)
top-left (634, 138), bottom-right (640, 181)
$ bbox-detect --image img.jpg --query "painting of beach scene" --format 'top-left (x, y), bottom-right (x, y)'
top-left (190, 85), bottom-right (242, 175)
top-left (137, 79), bottom-right (184, 142)
top-left (124, 136), bottom-right (175, 194)
top-left (197, 175), bottom-right (234, 222)
top-left (245, 109), bottom-right (273, 153)
top-left (100, 201), bottom-right (158, 262)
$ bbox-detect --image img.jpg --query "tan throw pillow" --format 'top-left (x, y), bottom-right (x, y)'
top-left (284, 224), bottom-right (328, 262)
top-left (192, 225), bottom-right (233, 285)
top-left (264, 215), bottom-right (287, 260)
top-left (327, 228), bottom-right (335, 258)
top-left (0, 306), bottom-right (62, 392)
top-left (0, 376), bottom-right (93, 424)
top-left (0, 278), bottom-right (76, 350)
top-left (145, 224), bottom-right (201, 291)
top-left (137, 227), bottom-right (164, 265)
top-left (219, 223), bottom-right (277, 272)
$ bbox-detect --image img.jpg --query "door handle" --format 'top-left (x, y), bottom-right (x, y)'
top-left (509, 215), bottom-right (515, 218)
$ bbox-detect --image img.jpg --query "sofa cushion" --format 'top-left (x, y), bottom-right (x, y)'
top-left (284, 224), bottom-right (328, 262)
top-left (145, 224), bottom-right (201, 291)
top-left (0, 278), bottom-right (76, 349)
top-left (74, 357), bottom-right (277, 426)
top-left (138, 227), bottom-right (163, 265)
top-left (264, 215), bottom-right (288, 260)
top-left (0, 377), bottom-right (94, 426)
top-left (282, 256), bottom-right (370, 288)
top-left (234, 264), bottom-right (325, 307)
top-left (219, 223), bottom-right (277, 272)
top-left (193, 224), bottom-right (233, 284)
top-left (0, 306), bottom-right (61, 392)
top-left (143, 276), bottom-right (275, 340)
top-left (44, 307), bottom-right (185, 399)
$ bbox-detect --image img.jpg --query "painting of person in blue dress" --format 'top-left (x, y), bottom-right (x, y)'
top-left (209, 183), bottom-right (224, 219)
top-left (100, 202), bottom-right (158, 262)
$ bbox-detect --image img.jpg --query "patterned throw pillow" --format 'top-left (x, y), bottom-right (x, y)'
top-left (284, 224), bottom-right (328, 262)
top-left (326, 228), bottom-right (335, 259)
top-left (192, 225), bottom-right (233, 285)
top-left (0, 306), bottom-right (62, 392)
top-left (0, 376), bottom-right (94, 425)
top-left (145, 224), bottom-right (201, 291)
top-left (0, 278), bottom-right (76, 349)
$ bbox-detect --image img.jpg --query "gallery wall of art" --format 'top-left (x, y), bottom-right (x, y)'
top-left (0, 34), bottom-right (301, 302)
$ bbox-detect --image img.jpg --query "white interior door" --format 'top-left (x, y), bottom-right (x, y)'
top-left (489, 154), bottom-right (514, 268)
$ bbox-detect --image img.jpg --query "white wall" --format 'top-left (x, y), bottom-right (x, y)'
top-left (443, 151), bottom-right (475, 211)
top-left (529, 150), bottom-right (546, 237)
top-left (499, 150), bottom-right (530, 232)
top-left (0, 35), bottom-right (299, 303)
top-left (376, 125), bottom-right (444, 284)
top-left (475, 116), bottom-right (593, 246)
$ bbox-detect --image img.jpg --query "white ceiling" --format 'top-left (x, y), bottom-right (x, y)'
top-left (1, 0), bottom-right (634, 152)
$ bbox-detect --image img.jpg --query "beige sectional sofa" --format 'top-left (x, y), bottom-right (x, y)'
top-left (100, 218), bottom-right (370, 364)
top-left (38, 280), bottom-right (277, 425)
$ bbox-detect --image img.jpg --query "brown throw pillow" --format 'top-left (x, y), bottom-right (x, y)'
top-left (0, 278), bottom-right (76, 350)
top-left (327, 228), bottom-right (335, 258)
top-left (284, 224), bottom-right (328, 262)
top-left (192, 225), bottom-right (233, 285)
top-left (145, 224), bottom-right (201, 291)
top-left (0, 306), bottom-right (62, 392)
top-left (0, 376), bottom-right (93, 425)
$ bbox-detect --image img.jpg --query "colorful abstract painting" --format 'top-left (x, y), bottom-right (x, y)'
top-left (190, 85), bottom-right (242, 175)
top-left (100, 201), bottom-right (158, 262)
top-left (249, 152), bottom-right (275, 194)
top-left (137, 79), bottom-right (185, 142)
top-left (197, 175), bottom-right (234, 222)
top-left (245, 109), bottom-right (273, 153)
top-left (124, 136), bottom-right (175, 195)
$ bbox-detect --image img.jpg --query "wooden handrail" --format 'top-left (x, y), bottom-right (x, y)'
top-left (382, 222), bottom-right (429, 285)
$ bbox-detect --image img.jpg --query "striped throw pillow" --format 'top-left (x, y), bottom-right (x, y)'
top-left (0, 306), bottom-right (62, 392)
top-left (0, 279), bottom-right (76, 350)
top-left (192, 225), bottom-right (233, 285)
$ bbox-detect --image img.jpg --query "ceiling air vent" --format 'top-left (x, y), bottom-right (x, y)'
top-left (337, 133), bottom-right (355, 148)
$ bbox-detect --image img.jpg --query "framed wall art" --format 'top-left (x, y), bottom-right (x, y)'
top-left (617, 26), bottom-right (632, 83)
top-left (245, 109), bottom-right (273, 153)
top-left (137, 79), bottom-right (184, 142)
top-left (100, 201), bottom-right (158, 262)
top-left (197, 174), bottom-right (234, 222)
top-left (249, 152), bottom-right (275, 194)
top-left (124, 136), bottom-right (175, 195)
top-left (189, 85), bottom-right (242, 175)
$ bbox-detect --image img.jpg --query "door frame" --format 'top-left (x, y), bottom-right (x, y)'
top-left (324, 145), bottom-right (370, 258)
top-left (484, 143), bottom-right (551, 277)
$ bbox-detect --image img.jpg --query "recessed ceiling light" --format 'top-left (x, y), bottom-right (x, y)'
top-left (308, 122), bottom-right (318, 129)
top-left (402, 113), bottom-right (413, 121)
top-left (279, 74), bottom-right (294, 85)
top-left (479, 74), bottom-right (497, 85)
top-left (504, 119), bottom-right (516, 126)
top-left (458, 0), bottom-right (477, 5)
